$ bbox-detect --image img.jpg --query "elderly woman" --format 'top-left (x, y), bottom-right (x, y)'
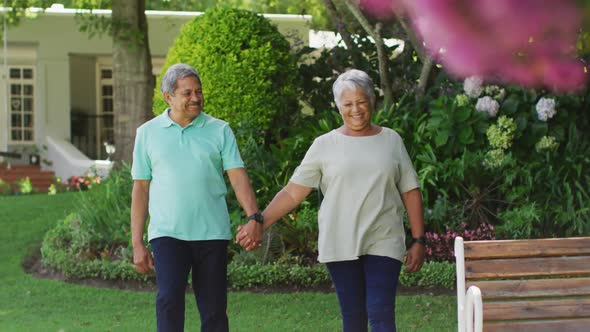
top-left (237, 69), bottom-right (425, 332)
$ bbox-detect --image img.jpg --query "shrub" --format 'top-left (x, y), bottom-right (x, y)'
top-left (41, 165), bottom-right (136, 280)
top-left (154, 7), bottom-right (300, 143)
top-left (398, 261), bottom-right (456, 289)
top-left (0, 178), bottom-right (12, 195)
top-left (15, 177), bottom-right (35, 195)
top-left (425, 222), bottom-right (495, 263)
top-left (66, 173), bottom-right (101, 192)
top-left (228, 260), bottom-right (455, 290)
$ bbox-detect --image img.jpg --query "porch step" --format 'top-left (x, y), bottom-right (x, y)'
top-left (0, 165), bottom-right (55, 193)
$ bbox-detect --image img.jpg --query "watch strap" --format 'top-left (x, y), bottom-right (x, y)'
top-left (412, 236), bottom-right (427, 245)
top-left (248, 212), bottom-right (264, 224)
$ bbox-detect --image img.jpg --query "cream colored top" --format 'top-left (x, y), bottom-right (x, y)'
top-left (290, 127), bottom-right (420, 263)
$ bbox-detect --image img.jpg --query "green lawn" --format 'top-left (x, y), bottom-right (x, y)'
top-left (0, 193), bottom-right (456, 331)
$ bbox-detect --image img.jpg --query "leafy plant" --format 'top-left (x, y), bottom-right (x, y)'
top-left (496, 203), bottom-right (541, 239)
top-left (0, 178), bottom-right (12, 195)
top-left (153, 7), bottom-right (300, 144)
top-left (16, 177), bottom-right (34, 195)
top-left (424, 222), bottom-right (495, 262)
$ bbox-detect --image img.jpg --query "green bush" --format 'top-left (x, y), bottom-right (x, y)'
top-left (41, 213), bottom-right (149, 281)
top-left (40, 165), bottom-right (143, 281)
top-left (154, 7), bottom-right (300, 142)
top-left (74, 165), bottom-right (132, 244)
top-left (228, 260), bottom-right (455, 290)
top-left (0, 178), bottom-right (12, 195)
top-left (398, 262), bottom-right (456, 289)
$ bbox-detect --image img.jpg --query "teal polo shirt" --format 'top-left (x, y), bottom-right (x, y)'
top-left (131, 109), bottom-right (244, 241)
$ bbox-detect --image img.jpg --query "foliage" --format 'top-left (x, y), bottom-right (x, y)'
top-left (153, 7), bottom-right (300, 144)
top-left (398, 261), bottom-right (456, 289)
top-left (496, 203), bottom-right (541, 240)
top-left (16, 177), bottom-right (34, 195)
top-left (229, 260), bottom-right (454, 290)
top-left (66, 172), bottom-right (102, 191)
top-left (73, 164), bottom-right (132, 244)
top-left (424, 222), bottom-right (495, 262)
top-left (227, 261), bottom-right (331, 290)
top-left (41, 165), bottom-right (135, 280)
top-left (41, 212), bottom-right (148, 281)
top-left (297, 35), bottom-right (421, 116)
top-left (0, 178), bottom-right (13, 195)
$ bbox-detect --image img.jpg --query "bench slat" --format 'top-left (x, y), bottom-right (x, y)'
top-left (464, 237), bottom-right (590, 259)
top-left (467, 277), bottom-right (590, 299)
top-left (465, 256), bottom-right (590, 280)
top-left (484, 318), bottom-right (590, 332)
top-left (483, 298), bottom-right (590, 321)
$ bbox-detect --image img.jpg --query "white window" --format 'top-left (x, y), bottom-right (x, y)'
top-left (95, 60), bottom-right (162, 159)
top-left (8, 66), bottom-right (35, 143)
top-left (98, 67), bottom-right (114, 146)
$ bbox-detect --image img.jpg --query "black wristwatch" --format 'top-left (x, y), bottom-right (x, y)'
top-left (412, 236), bottom-right (427, 246)
top-left (248, 211), bottom-right (264, 224)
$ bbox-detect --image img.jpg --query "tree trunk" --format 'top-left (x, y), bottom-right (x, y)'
top-left (343, 0), bottom-right (393, 108)
top-left (323, 0), bottom-right (360, 68)
top-left (111, 0), bottom-right (153, 163)
top-left (396, 14), bottom-right (434, 99)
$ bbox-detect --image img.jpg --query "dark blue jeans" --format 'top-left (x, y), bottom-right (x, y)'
top-left (326, 255), bottom-right (402, 332)
top-left (150, 237), bottom-right (229, 332)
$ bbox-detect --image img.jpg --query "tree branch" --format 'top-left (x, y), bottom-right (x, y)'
top-left (323, 0), bottom-right (360, 67)
top-left (343, 0), bottom-right (393, 107)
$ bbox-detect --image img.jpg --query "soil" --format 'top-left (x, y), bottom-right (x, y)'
top-left (22, 247), bottom-right (454, 296)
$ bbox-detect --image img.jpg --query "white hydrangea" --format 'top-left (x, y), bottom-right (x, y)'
top-left (536, 97), bottom-right (557, 122)
top-left (476, 96), bottom-right (500, 117)
top-left (464, 76), bottom-right (484, 98)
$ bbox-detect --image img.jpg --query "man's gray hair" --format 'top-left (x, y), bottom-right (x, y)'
top-left (160, 63), bottom-right (201, 96)
top-left (332, 69), bottom-right (376, 109)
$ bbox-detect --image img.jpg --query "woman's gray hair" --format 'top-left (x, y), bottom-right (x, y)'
top-left (160, 63), bottom-right (201, 96)
top-left (332, 69), bottom-right (375, 109)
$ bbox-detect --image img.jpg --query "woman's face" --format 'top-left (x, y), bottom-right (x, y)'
top-left (338, 89), bottom-right (373, 133)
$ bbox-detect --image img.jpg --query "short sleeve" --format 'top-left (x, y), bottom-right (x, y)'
top-left (396, 139), bottom-right (419, 193)
top-left (131, 126), bottom-right (152, 180)
top-left (289, 138), bottom-right (322, 188)
top-left (221, 124), bottom-right (245, 171)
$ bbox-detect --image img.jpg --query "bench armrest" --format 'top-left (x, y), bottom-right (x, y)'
top-left (465, 286), bottom-right (483, 332)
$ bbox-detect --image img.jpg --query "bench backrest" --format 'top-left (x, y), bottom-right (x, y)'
top-left (455, 236), bottom-right (590, 332)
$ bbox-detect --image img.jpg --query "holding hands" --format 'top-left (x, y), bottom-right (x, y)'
top-left (235, 212), bottom-right (264, 251)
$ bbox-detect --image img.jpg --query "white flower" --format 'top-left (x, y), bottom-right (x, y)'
top-left (476, 96), bottom-right (500, 117)
top-left (536, 97), bottom-right (557, 122)
top-left (464, 76), bottom-right (484, 98)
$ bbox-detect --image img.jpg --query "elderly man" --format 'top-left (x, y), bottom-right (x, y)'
top-left (131, 63), bottom-right (263, 332)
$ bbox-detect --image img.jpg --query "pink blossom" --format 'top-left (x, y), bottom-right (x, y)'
top-left (358, 0), bottom-right (402, 19)
top-left (360, 0), bottom-right (587, 92)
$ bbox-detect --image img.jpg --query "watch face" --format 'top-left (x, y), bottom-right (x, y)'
top-left (249, 212), bottom-right (264, 224)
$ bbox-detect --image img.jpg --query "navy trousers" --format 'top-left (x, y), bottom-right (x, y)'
top-left (150, 237), bottom-right (229, 332)
top-left (326, 255), bottom-right (402, 332)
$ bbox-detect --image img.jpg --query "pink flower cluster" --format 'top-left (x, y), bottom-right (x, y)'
top-left (67, 173), bottom-right (101, 191)
top-left (359, 0), bottom-right (586, 92)
top-left (424, 222), bottom-right (495, 262)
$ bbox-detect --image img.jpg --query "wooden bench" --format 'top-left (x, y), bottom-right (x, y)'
top-left (455, 236), bottom-right (590, 332)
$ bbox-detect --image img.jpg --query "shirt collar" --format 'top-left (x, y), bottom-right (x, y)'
top-left (158, 108), bottom-right (206, 128)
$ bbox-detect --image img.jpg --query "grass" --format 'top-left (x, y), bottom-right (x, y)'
top-left (0, 193), bottom-right (457, 331)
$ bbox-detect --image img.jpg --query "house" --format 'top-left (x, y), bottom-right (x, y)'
top-left (0, 4), bottom-right (311, 186)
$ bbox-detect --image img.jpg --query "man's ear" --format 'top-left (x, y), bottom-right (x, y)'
top-left (163, 92), bottom-right (172, 104)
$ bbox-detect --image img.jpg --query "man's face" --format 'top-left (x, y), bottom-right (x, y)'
top-left (165, 76), bottom-right (204, 120)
